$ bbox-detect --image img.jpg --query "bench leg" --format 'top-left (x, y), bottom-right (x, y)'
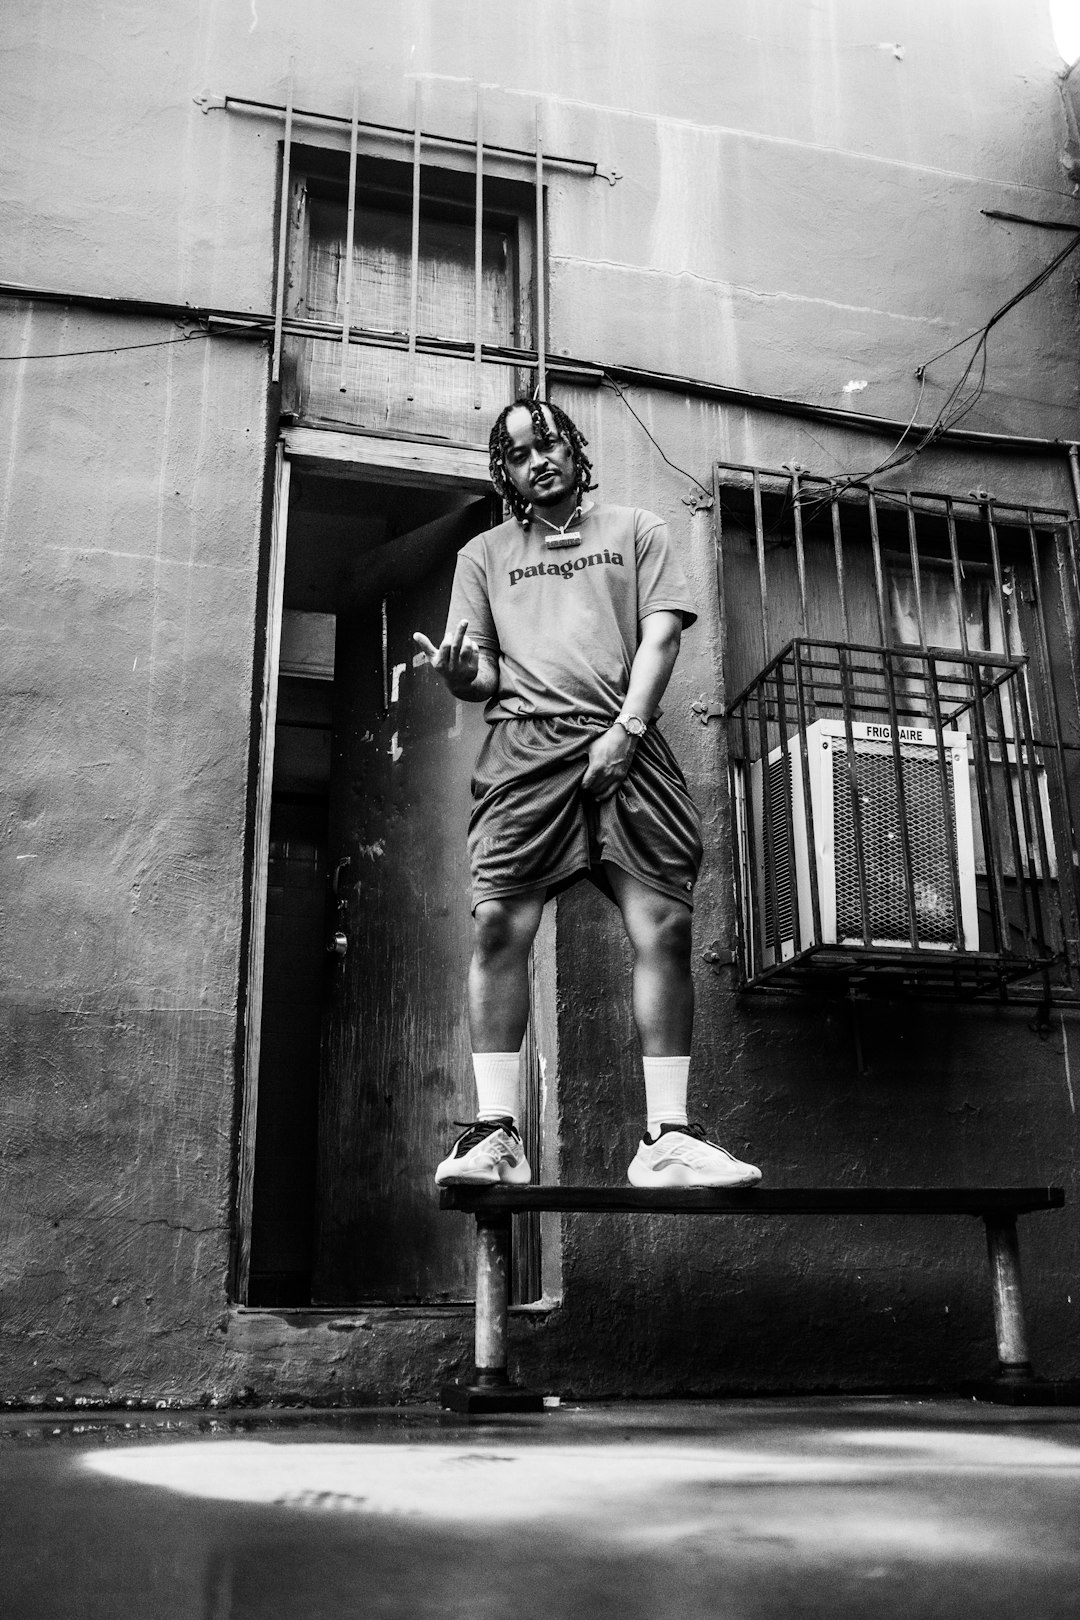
top-left (984, 1214), bottom-right (1032, 1378)
top-left (440, 1211), bottom-right (544, 1413)
top-left (967, 1213), bottom-right (1080, 1405)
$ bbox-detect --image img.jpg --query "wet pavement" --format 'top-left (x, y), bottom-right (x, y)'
top-left (2, 1398), bottom-right (1079, 1618)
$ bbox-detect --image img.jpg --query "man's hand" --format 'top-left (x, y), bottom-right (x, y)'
top-left (413, 620), bottom-right (483, 696)
top-left (581, 724), bottom-right (635, 799)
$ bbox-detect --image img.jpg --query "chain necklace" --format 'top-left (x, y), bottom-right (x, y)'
top-left (533, 503), bottom-right (583, 550)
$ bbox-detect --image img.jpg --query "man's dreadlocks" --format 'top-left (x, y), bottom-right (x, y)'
top-left (488, 398), bottom-right (596, 527)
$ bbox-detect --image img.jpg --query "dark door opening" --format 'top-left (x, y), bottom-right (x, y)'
top-left (247, 465), bottom-right (541, 1307)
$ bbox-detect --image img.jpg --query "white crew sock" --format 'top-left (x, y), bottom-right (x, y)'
top-left (472, 1051), bottom-right (521, 1125)
top-left (644, 1055), bottom-right (690, 1139)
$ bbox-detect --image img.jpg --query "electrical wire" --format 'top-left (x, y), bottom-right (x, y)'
top-left (794, 228), bottom-right (1080, 524)
top-left (0, 328), bottom-right (212, 361)
top-left (916, 228), bottom-right (1080, 378)
top-left (600, 371), bottom-right (714, 499)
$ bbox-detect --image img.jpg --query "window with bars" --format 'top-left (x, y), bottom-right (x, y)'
top-left (281, 151), bottom-right (537, 441)
top-left (718, 465), bottom-right (1080, 1000)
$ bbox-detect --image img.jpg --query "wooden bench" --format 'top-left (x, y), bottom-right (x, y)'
top-left (439, 1185), bottom-right (1071, 1411)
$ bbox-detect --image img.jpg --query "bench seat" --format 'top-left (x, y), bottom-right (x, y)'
top-left (438, 1184), bottom-right (1069, 1412)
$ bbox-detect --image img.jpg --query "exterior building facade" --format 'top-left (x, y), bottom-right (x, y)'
top-left (1, 0), bottom-right (1079, 1404)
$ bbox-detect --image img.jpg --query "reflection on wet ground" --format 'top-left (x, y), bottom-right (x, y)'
top-left (2, 1399), bottom-right (1079, 1618)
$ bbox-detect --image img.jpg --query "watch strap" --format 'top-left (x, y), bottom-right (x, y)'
top-left (615, 712), bottom-right (647, 739)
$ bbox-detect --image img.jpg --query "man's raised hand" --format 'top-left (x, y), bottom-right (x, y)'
top-left (413, 619), bottom-right (482, 694)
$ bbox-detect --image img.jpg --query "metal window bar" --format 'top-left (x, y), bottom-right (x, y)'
top-left (1011, 669), bottom-right (1052, 962)
top-left (791, 640), bottom-right (824, 944)
top-left (831, 488), bottom-right (852, 644)
top-left (198, 90), bottom-right (610, 178)
top-left (945, 497), bottom-right (969, 655)
top-left (474, 89), bottom-right (484, 409)
top-left (730, 639), bottom-right (1054, 994)
top-left (338, 87), bottom-right (359, 393)
top-left (985, 671), bottom-right (1037, 954)
top-left (905, 494), bottom-right (928, 649)
top-left (790, 466), bottom-right (809, 628)
top-left (271, 69), bottom-right (294, 384)
top-left (535, 103), bottom-right (547, 397)
top-left (866, 488), bottom-right (889, 646)
top-left (737, 698), bottom-right (762, 971)
top-left (754, 646), bottom-right (781, 957)
top-left (406, 82), bottom-right (421, 402)
top-left (1025, 513), bottom-right (1080, 888)
top-left (880, 646), bottom-right (921, 950)
top-left (868, 495), bottom-right (924, 949)
top-left (965, 648), bottom-right (1012, 956)
top-left (753, 470), bottom-right (770, 669)
top-left (837, 643), bottom-right (874, 946)
top-left (980, 500), bottom-right (1038, 946)
top-left (718, 459), bottom-right (1079, 999)
top-left (771, 649), bottom-right (803, 955)
top-left (288, 82), bottom-right (551, 415)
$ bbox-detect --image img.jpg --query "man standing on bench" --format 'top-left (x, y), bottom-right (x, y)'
top-left (413, 398), bottom-right (761, 1191)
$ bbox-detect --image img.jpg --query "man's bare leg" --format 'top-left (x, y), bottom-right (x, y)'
top-left (603, 862), bottom-right (693, 1054)
top-left (605, 861), bottom-right (761, 1186)
top-left (468, 890), bottom-right (547, 1050)
top-left (435, 890), bottom-right (546, 1186)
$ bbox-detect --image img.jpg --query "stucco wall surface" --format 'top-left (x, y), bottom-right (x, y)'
top-left (3, 0), bottom-right (1078, 432)
top-left (1, 1), bottom-right (1079, 1404)
top-left (0, 304), bottom-right (270, 1402)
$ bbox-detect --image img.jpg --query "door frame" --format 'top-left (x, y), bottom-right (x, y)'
top-left (235, 427), bottom-right (492, 1302)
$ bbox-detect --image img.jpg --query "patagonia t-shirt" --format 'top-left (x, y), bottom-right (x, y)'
top-left (444, 503), bottom-right (697, 723)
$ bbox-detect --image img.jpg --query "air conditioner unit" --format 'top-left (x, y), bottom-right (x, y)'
top-left (737, 719), bottom-right (978, 970)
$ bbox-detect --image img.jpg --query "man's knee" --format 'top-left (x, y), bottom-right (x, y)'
top-left (633, 896), bottom-right (693, 966)
top-left (472, 897), bottom-right (541, 964)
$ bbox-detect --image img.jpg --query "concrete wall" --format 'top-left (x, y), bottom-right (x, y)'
top-left (1, 1), bottom-right (1078, 1403)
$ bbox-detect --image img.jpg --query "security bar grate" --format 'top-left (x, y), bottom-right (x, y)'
top-left (718, 464), bottom-right (1080, 1001)
top-left (210, 81), bottom-right (586, 401)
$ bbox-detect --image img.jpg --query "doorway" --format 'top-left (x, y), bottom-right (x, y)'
top-left (243, 453), bottom-right (543, 1306)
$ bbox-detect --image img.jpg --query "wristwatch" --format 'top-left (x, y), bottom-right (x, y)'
top-left (615, 712), bottom-right (647, 740)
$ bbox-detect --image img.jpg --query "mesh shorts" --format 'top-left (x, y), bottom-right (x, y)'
top-left (468, 716), bottom-right (704, 910)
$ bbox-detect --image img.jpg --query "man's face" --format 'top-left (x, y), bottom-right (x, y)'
top-left (501, 405), bottom-right (576, 510)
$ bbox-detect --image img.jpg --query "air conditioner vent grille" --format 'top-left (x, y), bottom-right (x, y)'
top-left (832, 740), bottom-right (957, 944)
top-left (764, 751), bottom-right (794, 947)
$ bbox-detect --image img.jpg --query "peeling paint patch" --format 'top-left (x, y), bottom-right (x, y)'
top-left (842, 380), bottom-right (869, 395)
top-left (389, 733), bottom-right (403, 763)
top-left (390, 662), bottom-right (407, 705)
top-left (357, 841), bottom-right (385, 861)
top-left (447, 701), bottom-right (463, 741)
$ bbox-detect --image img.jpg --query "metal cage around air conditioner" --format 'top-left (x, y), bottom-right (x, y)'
top-left (742, 718), bottom-right (979, 967)
top-left (728, 639), bottom-right (1061, 999)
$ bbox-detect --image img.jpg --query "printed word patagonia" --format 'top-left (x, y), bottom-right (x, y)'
top-left (509, 551), bottom-right (624, 586)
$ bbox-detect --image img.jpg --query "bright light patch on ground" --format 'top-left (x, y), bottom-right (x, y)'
top-left (1051, 0), bottom-right (1080, 64)
top-left (82, 1434), bottom-right (1080, 1529)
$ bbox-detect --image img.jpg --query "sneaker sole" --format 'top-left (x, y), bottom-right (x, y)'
top-left (627, 1160), bottom-right (762, 1190)
top-left (434, 1160), bottom-right (533, 1188)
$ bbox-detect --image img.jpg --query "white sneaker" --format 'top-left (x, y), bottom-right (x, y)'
top-left (627, 1123), bottom-right (762, 1189)
top-left (434, 1118), bottom-right (532, 1187)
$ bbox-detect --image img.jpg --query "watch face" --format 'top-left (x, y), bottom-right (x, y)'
top-left (621, 715), bottom-right (647, 737)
